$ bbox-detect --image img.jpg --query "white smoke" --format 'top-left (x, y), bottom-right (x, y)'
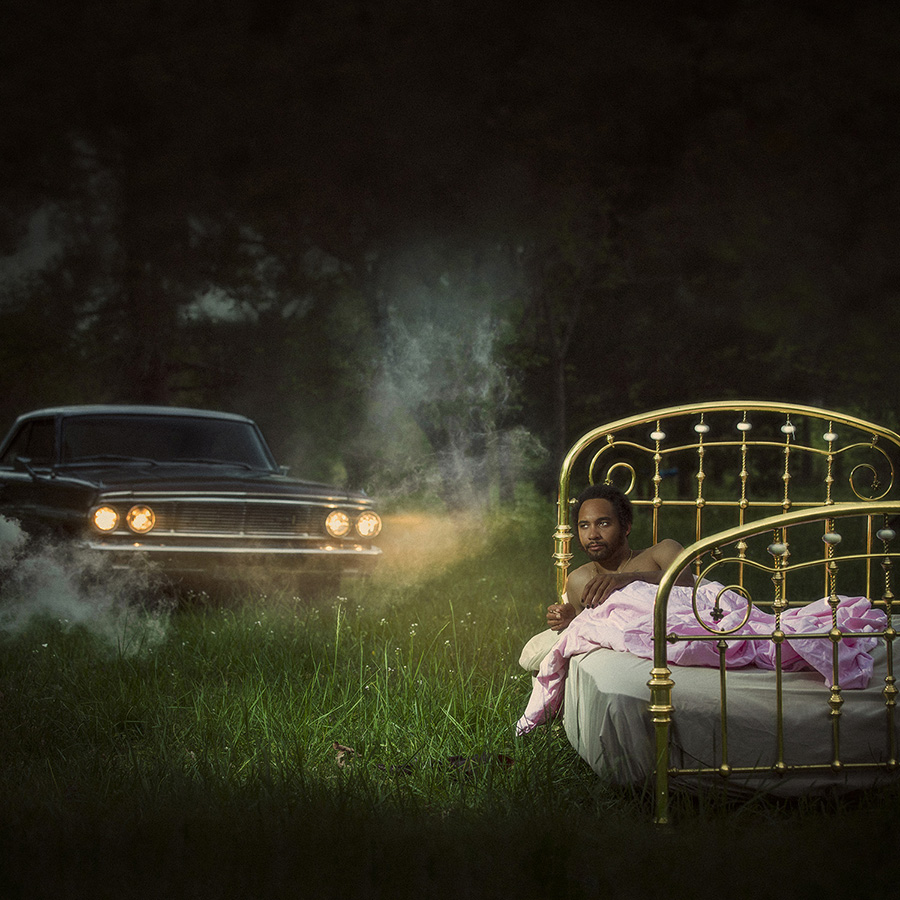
top-left (364, 313), bottom-right (544, 510)
top-left (0, 515), bottom-right (170, 654)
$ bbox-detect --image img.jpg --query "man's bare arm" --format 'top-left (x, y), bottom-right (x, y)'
top-left (580, 539), bottom-right (693, 609)
top-left (546, 564), bottom-right (596, 630)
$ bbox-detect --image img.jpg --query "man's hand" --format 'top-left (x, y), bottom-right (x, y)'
top-left (546, 602), bottom-right (577, 632)
top-left (580, 571), bottom-right (637, 609)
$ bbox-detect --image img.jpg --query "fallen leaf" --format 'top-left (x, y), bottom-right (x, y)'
top-left (333, 742), bottom-right (357, 768)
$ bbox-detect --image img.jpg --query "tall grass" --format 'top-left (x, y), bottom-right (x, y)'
top-left (1, 498), bottom-right (898, 899)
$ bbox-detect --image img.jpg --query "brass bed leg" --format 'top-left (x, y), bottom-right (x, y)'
top-left (649, 666), bottom-right (675, 825)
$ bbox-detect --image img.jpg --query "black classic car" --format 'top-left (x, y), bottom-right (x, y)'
top-left (0, 405), bottom-right (382, 595)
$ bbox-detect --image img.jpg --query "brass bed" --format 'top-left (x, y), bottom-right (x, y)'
top-left (548, 401), bottom-right (900, 823)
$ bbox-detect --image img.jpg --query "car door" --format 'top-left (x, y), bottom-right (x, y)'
top-left (0, 416), bottom-right (59, 533)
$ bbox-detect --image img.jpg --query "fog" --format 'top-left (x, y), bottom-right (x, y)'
top-left (0, 515), bottom-right (170, 653)
top-left (352, 251), bottom-right (545, 511)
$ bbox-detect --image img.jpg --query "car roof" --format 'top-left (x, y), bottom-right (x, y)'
top-left (13, 405), bottom-right (256, 424)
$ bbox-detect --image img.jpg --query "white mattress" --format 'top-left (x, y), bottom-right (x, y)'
top-left (563, 643), bottom-right (900, 797)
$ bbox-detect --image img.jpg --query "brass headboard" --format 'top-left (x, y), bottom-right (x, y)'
top-left (554, 401), bottom-right (900, 604)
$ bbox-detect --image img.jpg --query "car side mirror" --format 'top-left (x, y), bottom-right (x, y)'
top-left (13, 456), bottom-right (46, 480)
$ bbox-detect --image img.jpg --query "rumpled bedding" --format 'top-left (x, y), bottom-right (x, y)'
top-left (516, 579), bottom-right (886, 735)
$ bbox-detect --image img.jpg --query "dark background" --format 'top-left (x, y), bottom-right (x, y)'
top-left (2, 0), bottom-right (898, 502)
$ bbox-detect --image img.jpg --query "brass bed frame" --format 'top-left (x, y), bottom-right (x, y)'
top-left (553, 401), bottom-right (900, 823)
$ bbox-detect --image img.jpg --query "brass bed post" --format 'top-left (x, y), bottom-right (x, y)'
top-left (769, 535), bottom-right (789, 773)
top-left (823, 519), bottom-right (845, 769)
top-left (878, 518), bottom-right (898, 766)
top-left (554, 472), bottom-right (574, 605)
top-left (650, 549), bottom-right (691, 825)
top-left (651, 420), bottom-right (664, 546)
top-left (693, 414), bottom-right (708, 544)
top-left (555, 437), bottom-right (590, 604)
top-left (737, 412), bottom-right (751, 591)
top-left (648, 659), bottom-right (675, 826)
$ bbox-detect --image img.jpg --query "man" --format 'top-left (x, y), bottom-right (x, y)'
top-left (519, 483), bottom-right (692, 672)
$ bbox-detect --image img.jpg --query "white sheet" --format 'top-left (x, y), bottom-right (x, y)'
top-left (563, 642), bottom-right (900, 796)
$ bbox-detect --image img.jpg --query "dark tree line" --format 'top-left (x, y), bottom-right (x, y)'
top-left (2, 0), bottom-right (899, 500)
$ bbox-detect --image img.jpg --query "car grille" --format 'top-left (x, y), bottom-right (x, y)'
top-left (148, 502), bottom-right (328, 537)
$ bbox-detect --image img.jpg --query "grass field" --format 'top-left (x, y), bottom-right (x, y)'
top-left (1, 498), bottom-right (899, 899)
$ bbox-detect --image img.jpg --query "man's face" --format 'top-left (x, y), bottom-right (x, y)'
top-left (577, 498), bottom-right (629, 564)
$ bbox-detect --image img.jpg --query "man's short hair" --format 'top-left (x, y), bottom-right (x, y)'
top-left (572, 483), bottom-right (633, 530)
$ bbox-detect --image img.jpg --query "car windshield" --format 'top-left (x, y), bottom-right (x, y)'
top-left (60, 415), bottom-right (276, 470)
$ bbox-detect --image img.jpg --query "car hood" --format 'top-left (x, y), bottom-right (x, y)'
top-left (52, 464), bottom-right (372, 503)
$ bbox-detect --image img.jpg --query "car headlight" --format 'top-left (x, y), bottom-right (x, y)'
top-left (325, 510), bottom-right (351, 537)
top-left (355, 511), bottom-right (382, 538)
top-left (126, 505), bottom-right (156, 534)
top-left (92, 506), bottom-right (119, 532)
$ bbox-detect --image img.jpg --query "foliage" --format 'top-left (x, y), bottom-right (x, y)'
top-left (2, 1), bottom-right (900, 483)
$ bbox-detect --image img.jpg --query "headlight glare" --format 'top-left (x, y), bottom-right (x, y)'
top-left (356, 511), bottom-right (382, 538)
top-left (92, 506), bottom-right (119, 532)
top-left (126, 505), bottom-right (156, 534)
top-left (325, 510), bottom-right (351, 537)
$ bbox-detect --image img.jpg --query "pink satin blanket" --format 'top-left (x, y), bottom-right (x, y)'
top-left (516, 580), bottom-right (886, 735)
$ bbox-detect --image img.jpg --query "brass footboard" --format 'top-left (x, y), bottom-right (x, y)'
top-left (651, 503), bottom-right (899, 824)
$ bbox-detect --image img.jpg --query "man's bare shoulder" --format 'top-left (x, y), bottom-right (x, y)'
top-left (631, 539), bottom-right (685, 571)
top-left (649, 538), bottom-right (686, 563)
top-left (643, 539), bottom-right (693, 585)
top-left (654, 538), bottom-right (686, 553)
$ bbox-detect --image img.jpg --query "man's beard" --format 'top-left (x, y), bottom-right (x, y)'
top-left (586, 542), bottom-right (618, 563)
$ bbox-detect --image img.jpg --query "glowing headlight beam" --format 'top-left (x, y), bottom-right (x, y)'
top-left (126, 505), bottom-right (156, 533)
top-left (325, 510), bottom-right (351, 537)
top-left (92, 506), bottom-right (119, 532)
top-left (355, 511), bottom-right (382, 538)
